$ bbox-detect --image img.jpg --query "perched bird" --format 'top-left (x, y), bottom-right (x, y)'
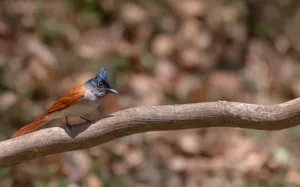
top-left (13, 68), bottom-right (118, 138)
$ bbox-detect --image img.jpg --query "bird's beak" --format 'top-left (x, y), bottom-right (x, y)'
top-left (107, 88), bottom-right (118, 94)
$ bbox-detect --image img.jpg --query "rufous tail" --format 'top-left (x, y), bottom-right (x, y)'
top-left (13, 114), bottom-right (52, 138)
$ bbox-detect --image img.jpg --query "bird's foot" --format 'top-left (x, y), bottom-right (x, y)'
top-left (66, 123), bottom-right (72, 130)
top-left (65, 116), bottom-right (72, 130)
top-left (80, 116), bottom-right (92, 123)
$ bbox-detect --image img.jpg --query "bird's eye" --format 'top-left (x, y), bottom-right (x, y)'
top-left (98, 82), bottom-right (103, 87)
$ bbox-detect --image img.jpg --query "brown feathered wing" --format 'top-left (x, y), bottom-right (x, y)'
top-left (13, 85), bottom-right (85, 138)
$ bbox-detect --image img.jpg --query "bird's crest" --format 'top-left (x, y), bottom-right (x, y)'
top-left (96, 68), bottom-right (108, 82)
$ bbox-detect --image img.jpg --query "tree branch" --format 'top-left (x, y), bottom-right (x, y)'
top-left (1, 98), bottom-right (300, 168)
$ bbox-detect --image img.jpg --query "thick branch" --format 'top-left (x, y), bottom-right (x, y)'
top-left (1, 98), bottom-right (300, 168)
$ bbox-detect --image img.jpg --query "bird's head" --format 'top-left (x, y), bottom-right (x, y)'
top-left (88, 68), bottom-right (118, 97)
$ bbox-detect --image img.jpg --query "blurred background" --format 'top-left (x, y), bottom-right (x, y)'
top-left (1, 0), bottom-right (300, 186)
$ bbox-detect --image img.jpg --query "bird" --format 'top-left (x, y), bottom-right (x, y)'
top-left (13, 68), bottom-right (118, 138)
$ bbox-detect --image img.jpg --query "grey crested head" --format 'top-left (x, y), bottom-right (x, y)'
top-left (86, 68), bottom-right (118, 97)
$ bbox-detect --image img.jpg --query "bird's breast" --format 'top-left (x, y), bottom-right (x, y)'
top-left (65, 98), bottom-right (100, 116)
top-left (63, 86), bottom-right (101, 116)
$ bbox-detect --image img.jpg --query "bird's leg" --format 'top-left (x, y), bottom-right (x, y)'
top-left (80, 116), bottom-right (92, 123)
top-left (65, 116), bottom-right (72, 129)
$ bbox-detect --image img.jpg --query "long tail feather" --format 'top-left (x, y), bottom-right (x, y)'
top-left (13, 114), bottom-right (52, 138)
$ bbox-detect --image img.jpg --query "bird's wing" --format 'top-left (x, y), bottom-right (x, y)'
top-left (47, 85), bottom-right (86, 114)
top-left (12, 85), bottom-right (86, 138)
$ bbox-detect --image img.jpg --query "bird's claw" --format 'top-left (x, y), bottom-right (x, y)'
top-left (80, 116), bottom-right (92, 123)
top-left (66, 123), bottom-right (72, 130)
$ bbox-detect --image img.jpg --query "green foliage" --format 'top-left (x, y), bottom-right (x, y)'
top-left (32, 180), bottom-right (48, 187)
top-left (253, 22), bottom-right (266, 37)
top-left (248, 173), bottom-right (296, 187)
top-left (141, 52), bottom-right (154, 70)
top-left (38, 18), bottom-right (72, 44)
top-left (273, 146), bottom-right (294, 165)
top-left (113, 57), bottom-right (130, 72)
top-left (0, 168), bottom-right (10, 179)
top-left (81, 0), bottom-right (99, 13)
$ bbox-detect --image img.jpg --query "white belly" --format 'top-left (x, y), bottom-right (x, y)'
top-left (49, 98), bottom-right (100, 119)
